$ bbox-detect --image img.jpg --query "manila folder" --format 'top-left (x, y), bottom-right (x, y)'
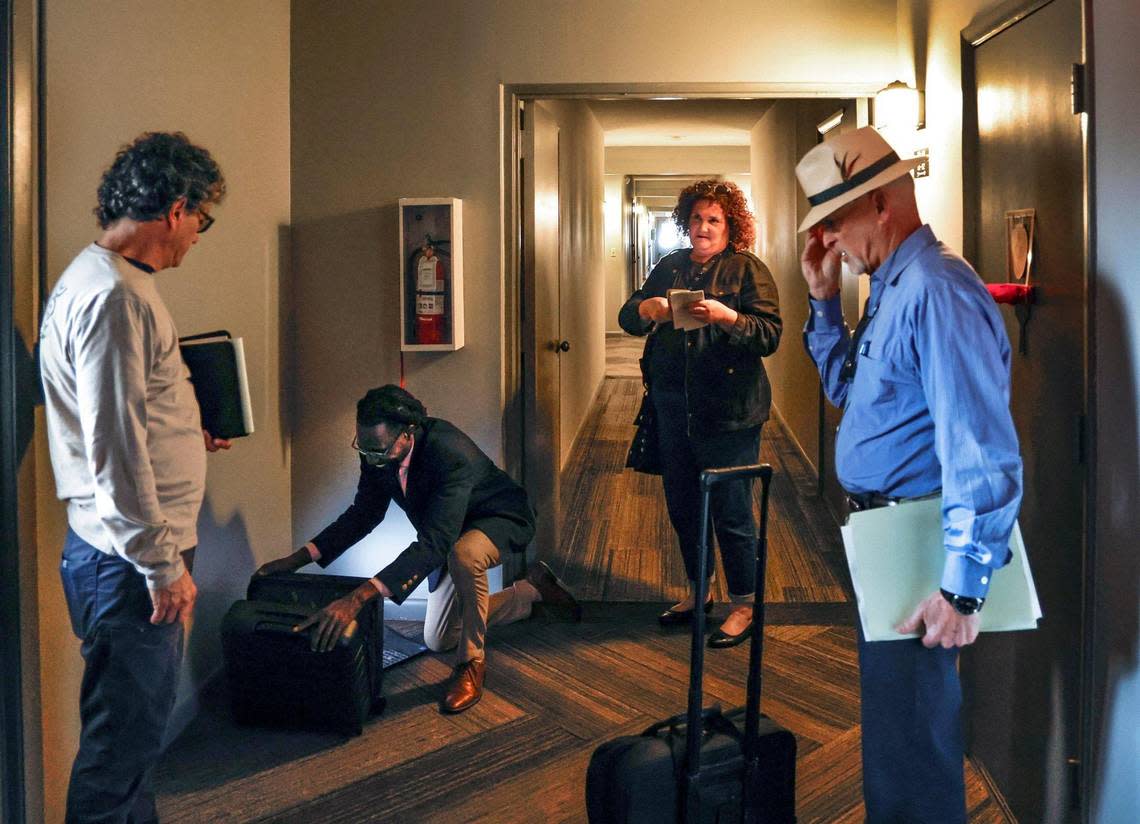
top-left (840, 497), bottom-right (1042, 642)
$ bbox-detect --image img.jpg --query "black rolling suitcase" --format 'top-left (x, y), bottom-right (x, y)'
top-left (221, 572), bottom-right (386, 736)
top-left (246, 571), bottom-right (386, 712)
top-left (586, 464), bottom-right (796, 823)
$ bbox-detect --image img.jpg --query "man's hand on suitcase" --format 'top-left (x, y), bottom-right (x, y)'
top-left (294, 584), bottom-right (376, 652)
top-left (255, 546), bottom-right (311, 577)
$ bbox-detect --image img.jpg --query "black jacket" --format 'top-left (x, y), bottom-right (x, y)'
top-left (309, 418), bottom-right (535, 605)
top-left (618, 247), bottom-right (782, 433)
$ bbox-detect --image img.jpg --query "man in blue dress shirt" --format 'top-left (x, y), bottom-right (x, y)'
top-left (795, 126), bottom-right (1023, 823)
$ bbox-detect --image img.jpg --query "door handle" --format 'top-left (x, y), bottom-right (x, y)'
top-left (558, 340), bottom-right (571, 352)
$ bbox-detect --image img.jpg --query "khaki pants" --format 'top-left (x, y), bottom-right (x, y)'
top-left (423, 529), bottom-right (537, 664)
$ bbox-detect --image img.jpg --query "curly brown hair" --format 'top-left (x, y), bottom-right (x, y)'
top-left (95, 132), bottom-right (225, 229)
top-left (672, 179), bottom-right (755, 252)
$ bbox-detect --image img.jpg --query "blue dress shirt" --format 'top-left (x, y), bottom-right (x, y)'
top-left (804, 225), bottom-right (1023, 599)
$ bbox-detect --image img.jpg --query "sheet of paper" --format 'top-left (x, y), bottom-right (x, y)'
top-left (841, 497), bottom-right (1042, 642)
top-left (667, 289), bottom-right (707, 331)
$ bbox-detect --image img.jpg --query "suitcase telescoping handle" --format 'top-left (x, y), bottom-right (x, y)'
top-left (685, 463), bottom-right (773, 824)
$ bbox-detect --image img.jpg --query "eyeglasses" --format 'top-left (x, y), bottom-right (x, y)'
top-left (196, 210), bottom-right (215, 234)
top-left (351, 430), bottom-right (406, 465)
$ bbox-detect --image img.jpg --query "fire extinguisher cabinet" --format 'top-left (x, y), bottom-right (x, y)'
top-left (398, 197), bottom-right (463, 351)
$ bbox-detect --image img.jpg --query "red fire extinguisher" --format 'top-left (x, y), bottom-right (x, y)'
top-left (413, 244), bottom-right (446, 345)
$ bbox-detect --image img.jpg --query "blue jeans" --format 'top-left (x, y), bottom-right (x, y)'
top-left (652, 388), bottom-right (762, 598)
top-left (60, 529), bottom-right (185, 824)
top-left (857, 623), bottom-right (966, 823)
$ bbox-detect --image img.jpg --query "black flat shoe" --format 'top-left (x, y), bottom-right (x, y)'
top-left (707, 619), bottom-right (753, 648)
top-left (657, 599), bottom-right (714, 626)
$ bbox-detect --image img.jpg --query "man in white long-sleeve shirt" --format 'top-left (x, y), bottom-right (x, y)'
top-left (39, 132), bottom-right (227, 824)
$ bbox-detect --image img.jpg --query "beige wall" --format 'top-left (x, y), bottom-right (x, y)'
top-left (539, 101), bottom-right (608, 466)
top-left (603, 174), bottom-right (626, 334)
top-left (897, 0), bottom-right (989, 252)
top-left (285, 4), bottom-right (893, 596)
top-left (288, 1), bottom-right (898, 549)
top-left (36, 2), bottom-right (291, 820)
top-left (603, 145), bottom-right (751, 176)
top-left (749, 100), bottom-right (814, 465)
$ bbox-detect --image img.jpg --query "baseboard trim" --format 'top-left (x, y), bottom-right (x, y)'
top-left (769, 403), bottom-right (820, 478)
top-left (970, 755), bottom-right (1019, 823)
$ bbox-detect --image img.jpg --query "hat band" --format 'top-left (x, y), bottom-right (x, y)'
top-left (807, 151), bottom-right (901, 207)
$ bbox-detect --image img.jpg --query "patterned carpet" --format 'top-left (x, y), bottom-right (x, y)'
top-left (152, 357), bottom-right (1011, 823)
top-left (605, 333), bottom-right (643, 379)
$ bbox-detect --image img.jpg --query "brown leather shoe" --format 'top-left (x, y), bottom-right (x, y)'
top-left (526, 560), bottom-right (582, 622)
top-left (441, 659), bottom-right (485, 714)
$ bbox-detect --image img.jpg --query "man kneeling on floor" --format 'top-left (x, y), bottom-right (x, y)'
top-left (258, 384), bottom-right (580, 713)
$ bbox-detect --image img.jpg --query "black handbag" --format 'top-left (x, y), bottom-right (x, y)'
top-left (625, 333), bottom-right (662, 476)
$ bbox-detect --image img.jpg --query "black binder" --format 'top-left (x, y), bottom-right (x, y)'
top-left (178, 330), bottom-right (254, 439)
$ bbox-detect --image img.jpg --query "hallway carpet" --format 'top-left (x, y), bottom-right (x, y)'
top-left (154, 608), bottom-right (1006, 823)
top-left (552, 376), bottom-right (851, 605)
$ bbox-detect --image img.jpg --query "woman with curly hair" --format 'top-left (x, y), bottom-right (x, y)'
top-left (618, 179), bottom-right (782, 646)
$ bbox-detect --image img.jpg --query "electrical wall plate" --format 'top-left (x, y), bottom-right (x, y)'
top-left (912, 148), bottom-right (930, 179)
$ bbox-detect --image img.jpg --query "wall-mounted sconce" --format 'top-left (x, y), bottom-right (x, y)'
top-left (873, 80), bottom-right (925, 130)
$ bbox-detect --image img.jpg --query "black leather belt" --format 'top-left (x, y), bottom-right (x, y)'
top-left (845, 491), bottom-right (900, 512)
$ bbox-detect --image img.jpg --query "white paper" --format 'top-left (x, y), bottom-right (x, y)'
top-left (668, 288), bottom-right (707, 331)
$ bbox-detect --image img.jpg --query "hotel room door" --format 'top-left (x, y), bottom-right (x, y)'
top-left (961, 1), bottom-right (1089, 819)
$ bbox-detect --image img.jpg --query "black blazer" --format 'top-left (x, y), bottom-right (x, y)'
top-left (309, 418), bottom-right (536, 605)
top-left (618, 247), bottom-right (782, 433)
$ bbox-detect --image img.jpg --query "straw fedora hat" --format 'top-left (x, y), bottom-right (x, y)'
top-left (795, 126), bottom-right (921, 232)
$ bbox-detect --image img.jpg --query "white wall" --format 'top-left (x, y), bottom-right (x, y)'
top-left (37, 3), bottom-right (291, 820)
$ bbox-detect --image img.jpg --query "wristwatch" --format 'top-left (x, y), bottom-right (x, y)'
top-left (940, 588), bottom-right (985, 616)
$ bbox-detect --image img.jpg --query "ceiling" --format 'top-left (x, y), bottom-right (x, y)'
top-left (588, 99), bottom-right (776, 146)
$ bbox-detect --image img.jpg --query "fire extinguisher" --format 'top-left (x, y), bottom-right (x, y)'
top-left (413, 243), bottom-right (446, 345)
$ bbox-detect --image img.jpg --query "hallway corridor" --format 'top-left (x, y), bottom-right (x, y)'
top-left (152, 371), bottom-right (1009, 822)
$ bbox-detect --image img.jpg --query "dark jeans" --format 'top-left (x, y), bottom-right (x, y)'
top-left (60, 529), bottom-right (185, 824)
top-left (652, 388), bottom-right (761, 598)
top-left (857, 623), bottom-right (966, 823)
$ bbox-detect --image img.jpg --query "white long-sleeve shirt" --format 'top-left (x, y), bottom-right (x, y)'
top-left (39, 243), bottom-right (205, 588)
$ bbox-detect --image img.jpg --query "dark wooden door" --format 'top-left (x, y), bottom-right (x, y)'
top-left (962, 1), bottom-right (1087, 819)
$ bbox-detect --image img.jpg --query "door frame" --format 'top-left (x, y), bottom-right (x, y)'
top-left (499, 81), bottom-right (881, 577)
top-left (1, 0), bottom-right (27, 818)
top-left (961, 1), bottom-right (1097, 818)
